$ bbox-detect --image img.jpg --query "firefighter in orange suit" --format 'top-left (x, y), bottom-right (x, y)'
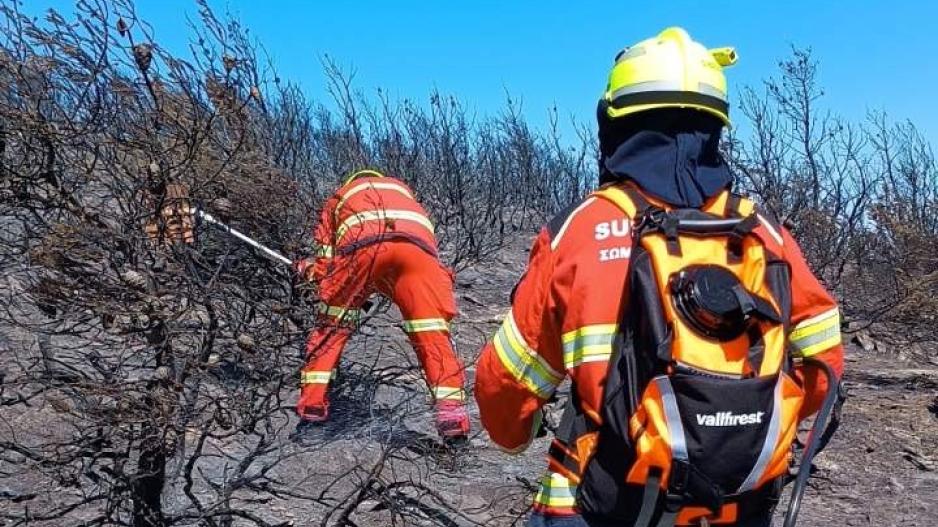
top-left (474, 28), bottom-right (844, 526)
top-left (294, 169), bottom-right (470, 440)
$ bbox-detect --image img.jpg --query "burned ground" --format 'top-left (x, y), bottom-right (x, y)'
top-left (268, 232), bottom-right (938, 526)
top-left (450, 235), bottom-right (938, 527)
top-left (0, 2), bottom-right (936, 525)
top-left (3, 230), bottom-right (938, 527)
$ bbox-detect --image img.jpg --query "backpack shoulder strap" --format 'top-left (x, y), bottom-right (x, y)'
top-left (593, 183), bottom-right (656, 219)
top-left (732, 194), bottom-right (757, 217)
top-left (719, 191), bottom-right (787, 249)
top-left (700, 189), bottom-right (757, 219)
top-left (595, 185), bottom-right (682, 254)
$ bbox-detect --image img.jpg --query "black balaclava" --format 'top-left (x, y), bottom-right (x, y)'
top-left (597, 106), bottom-right (733, 208)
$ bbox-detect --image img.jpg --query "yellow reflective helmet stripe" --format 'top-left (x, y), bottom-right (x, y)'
top-left (336, 181), bottom-right (414, 213)
top-left (403, 318), bottom-right (449, 333)
top-left (790, 308), bottom-right (841, 357)
top-left (342, 169), bottom-right (385, 186)
top-left (562, 324), bottom-right (618, 369)
top-left (335, 209), bottom-right (435, 242)
top-left (533, 472), bottom-right (578, 509)
top-left (432, 386), bottom-right (465, 402)
top-left (492, 310), bottom-right (563, 399)
top-left (300, 370), bottom-right (335, 385)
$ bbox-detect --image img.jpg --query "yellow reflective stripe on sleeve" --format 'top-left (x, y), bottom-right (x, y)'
top-left (403, 318), bottom-right (450, 333)
top-left (491, 310), bottom-right (563, 399)
top-left (533, 472), bottom-right (578, 509)
top-left (562, 324), bottom-right (618, 369)
top-left (301, 370), bottom-right (335, 385)
top-left (336, 181), bottom-right (414, 212)
top-left (335, 210), bottom-right (435, 241)
top-left (315, 245), bottom-right (335, 258)
top-left (432, 386), bottom-right (465, 402)
top-left (317, 303), bottom-right (362, 322)
top-left (790, 308), bottom-right (841, 357)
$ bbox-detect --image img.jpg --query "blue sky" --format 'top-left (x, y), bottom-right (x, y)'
top-left (21, 1), bottom-right (938, 146)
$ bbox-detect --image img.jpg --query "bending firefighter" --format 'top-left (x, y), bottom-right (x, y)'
top-left (295, 169), bottom-right (470, 440)
top-left (475, 28), bottom-right (844, 526)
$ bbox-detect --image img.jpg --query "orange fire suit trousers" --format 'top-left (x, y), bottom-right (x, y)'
top-left (298, 240), bottom-right (465, 416)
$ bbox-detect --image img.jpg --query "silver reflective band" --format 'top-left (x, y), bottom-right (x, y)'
top-left (610, 80), bottom-right (684, 100)
top-left (697, 82), bottom-right (727, 100)
top-left (615, 45), bottom-right (647, 63)
top-left (656, 377), bottom-right (688, 462)
top-left (677, 218), bottom-right (742, 229)
top-left (609, 80), bottom-right (728, 104)
top-left (791, 325), bottom-right (840, 351)
top-left (737, 376), bottom-right (784, 493)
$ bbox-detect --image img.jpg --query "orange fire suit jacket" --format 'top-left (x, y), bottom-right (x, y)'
top-left (306, 173), bottom-right (438, 283)
top-left (474, 188), bottom-right (844, 514)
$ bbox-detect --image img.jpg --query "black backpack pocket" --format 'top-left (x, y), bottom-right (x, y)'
top-left (578, 372), bottom-right (802, 523)
top-left (664, 373), bottom-right (778, 495)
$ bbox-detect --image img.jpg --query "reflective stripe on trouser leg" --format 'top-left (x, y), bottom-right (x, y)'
top-left (431, 386), bottom-right (465, 402)
top-left (403, 318), bottom-right (450, 333)
top-left (300, 369), bottom-right (336, 385)
top-left (408, 332), bottom-right (465, 403)
top-left (301, 325), bottom-right (352, 410)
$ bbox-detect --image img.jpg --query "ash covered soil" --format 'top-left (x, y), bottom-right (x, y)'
top-left (299, 233), bottom-right (938, 526)
top-left (3, 233), bottom-right (937, 526)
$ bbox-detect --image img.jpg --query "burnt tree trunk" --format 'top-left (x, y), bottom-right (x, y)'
top-left (132, 426), bottom-right (166, 527)
top-left (133, 320), bottom-right (169, 527)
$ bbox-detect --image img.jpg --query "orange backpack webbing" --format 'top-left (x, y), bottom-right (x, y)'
top-left (575, 184), bottom-right (805, 526)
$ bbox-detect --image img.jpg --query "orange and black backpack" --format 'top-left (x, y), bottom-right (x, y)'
top-left (572, 183), bottom-right (806, 526)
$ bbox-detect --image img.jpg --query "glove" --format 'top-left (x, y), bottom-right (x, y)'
top-left (293, 258), bottom-right (314, 281)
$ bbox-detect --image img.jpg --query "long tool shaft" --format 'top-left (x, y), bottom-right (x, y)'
top-left (196, 209), bottom-right (292, 266)
top-left (783, 358), bottom-right (841, 527)
top-left (197, 208), bottom-right (381, 317)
